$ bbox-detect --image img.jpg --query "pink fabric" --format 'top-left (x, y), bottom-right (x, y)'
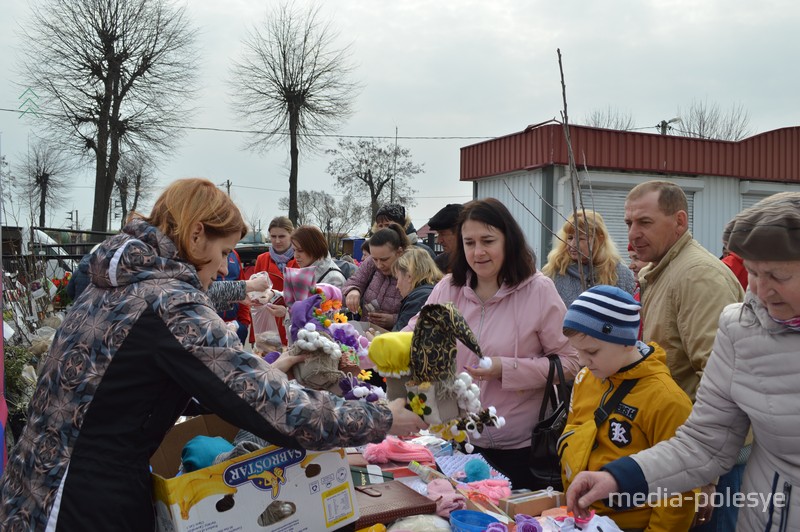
top-left (459, 479), bottom-right (511, 505)
top-left (283, 266), bottom-right (316, 306)
top-left (403, 273), bottom-right (580, 449)
top-left (426, 478), bottom-right (466, 517)
top-left (362, 437), bottom-right (435, 464)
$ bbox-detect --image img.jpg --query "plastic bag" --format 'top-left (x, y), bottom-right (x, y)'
top-left (247, 271), bottom-right (283, 339)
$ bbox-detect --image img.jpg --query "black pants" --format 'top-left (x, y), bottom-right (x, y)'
top-left (471, 445), bottom-right (538, 490)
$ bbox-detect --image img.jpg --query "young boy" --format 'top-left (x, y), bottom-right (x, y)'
top-left (559, 285), bottom-right (695, 531)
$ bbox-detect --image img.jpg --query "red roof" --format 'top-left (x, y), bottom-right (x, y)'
top-left (460, 123), bottom-right (800, 184)
top-left (416, 223), bottom-right (434, 237)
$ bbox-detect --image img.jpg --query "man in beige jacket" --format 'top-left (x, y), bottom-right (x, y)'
top-left (625, 180), bottom-right (745, 530)
top-left (626, 181), bottom-right (744, 400)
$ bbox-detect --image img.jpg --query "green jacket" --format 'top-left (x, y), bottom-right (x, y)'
top-left (638, 231), bottom-right (744, 400)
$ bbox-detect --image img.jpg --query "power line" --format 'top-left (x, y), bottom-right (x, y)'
top-left (0, 107), bottom-right (495, 141)
top-left (226, 183), bottom-right (471, 199)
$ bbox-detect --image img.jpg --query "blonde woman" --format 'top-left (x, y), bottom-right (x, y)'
top-left (392, 247), bottom-right (443, 331)
top-left (542, 210), bottom-right (635, 307)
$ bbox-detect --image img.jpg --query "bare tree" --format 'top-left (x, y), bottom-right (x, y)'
top-left (16, 139), bottom-right (75, 227)
top-left (674, 99), bottom-right (752, 141)
top-left (229, 2), bottom-right (359, 226)
top-left (242, 206), bottom-right (266, 239)
top-left (326, 138), bottom-right (421, 221)
top-left (583, 106), bottom-right (636, 130)
top-left (278, 190), bottom-right (368, 252)
top-left (113, 152), bottom-right (157, 229)
top-left (19, 0), bottom-right (198, 232)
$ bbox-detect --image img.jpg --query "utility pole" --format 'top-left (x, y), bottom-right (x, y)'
top-left (658, 117), bottom-right (681, 135)
top-left (219, 179), bottom-right (232, 196)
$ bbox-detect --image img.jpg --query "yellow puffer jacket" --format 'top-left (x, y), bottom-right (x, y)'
top-left (559, 342), bottom-right (696, 531)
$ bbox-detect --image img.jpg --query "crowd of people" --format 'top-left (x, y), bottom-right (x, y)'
top-left (3, 176), bottom-right (799, 531)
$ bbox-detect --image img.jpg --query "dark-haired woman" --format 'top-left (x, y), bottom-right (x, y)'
top-left (405, 198), bottom-right (579, 490)
top-left (292, 225), bottom-right (346, 288)
top-left (343, 223), bottom-right (408, 330)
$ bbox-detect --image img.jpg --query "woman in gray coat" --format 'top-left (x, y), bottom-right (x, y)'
top-left (566, 192), bottom-right (800, 531)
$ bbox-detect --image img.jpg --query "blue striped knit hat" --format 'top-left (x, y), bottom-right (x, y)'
top-left (563, 285), bottom-right (641, 346)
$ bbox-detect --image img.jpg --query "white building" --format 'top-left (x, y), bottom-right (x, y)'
top-left (460, 123), bottom-right (800, 263)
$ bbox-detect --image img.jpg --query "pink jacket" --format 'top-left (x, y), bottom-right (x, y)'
top-left (405, 272), bottom-right (579, 449)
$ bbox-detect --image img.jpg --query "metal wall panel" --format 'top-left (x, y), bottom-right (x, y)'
top-left (691, 175), bottom-right (740, 257)
top-left (475, 170), bottom-right (546, 265)
top-left (575, 187), bottom-right (694, 258)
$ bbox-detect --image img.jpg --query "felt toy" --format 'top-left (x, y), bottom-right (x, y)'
top-left (373, 303), bottom-right (504, 449)
top-left (368, 332), bottom-right (413, 377)
top-left (284, 279), bottom-right (373, 395)
top-left (286, 323), bottom-right (344, 393)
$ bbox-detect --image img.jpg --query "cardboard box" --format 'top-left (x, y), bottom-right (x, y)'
top-left (499, 489), bottom-right (563, 517)
top-left (151, 415), bottom-right (359, 532)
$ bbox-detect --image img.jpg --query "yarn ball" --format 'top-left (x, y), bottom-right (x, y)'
top-left (464, 459), bottom-right (491, 482)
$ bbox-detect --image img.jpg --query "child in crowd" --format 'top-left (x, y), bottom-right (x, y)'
top-left (558, 285), bottom-right (695, 531)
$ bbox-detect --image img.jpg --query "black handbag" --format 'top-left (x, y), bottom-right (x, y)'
top-left (529, 354), bottom-right (571, 491)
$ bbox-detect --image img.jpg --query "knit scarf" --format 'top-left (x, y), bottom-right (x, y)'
top-left (771, 314), bottom-right (800, 332)
top-left (269, 246), bottom-right (295, 274)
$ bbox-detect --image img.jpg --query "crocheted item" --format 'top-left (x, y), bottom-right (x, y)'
top-left (282, 266), bottom-right (316, 306)
top-left (426, 478), bottom-right (466, 518)
top-left (459, 479), bottom-right (511, 505)
top-left (362, 437), bottom-right (435, 465)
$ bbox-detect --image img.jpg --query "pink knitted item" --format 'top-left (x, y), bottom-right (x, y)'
top-left (362, 437), bottom-right (435, 465)
top-left (459, 479), bottom-right (511, 505)
top-left (426, 479), bottom-right (466, 518)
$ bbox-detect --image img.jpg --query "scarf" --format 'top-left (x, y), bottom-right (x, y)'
top-left (771, 314), bottom-right (800, 332)
top-left (269, 246), bottom-right (295, 274)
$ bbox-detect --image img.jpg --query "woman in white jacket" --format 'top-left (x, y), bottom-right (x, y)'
top-left (567, 191), bottom-right (800, 531)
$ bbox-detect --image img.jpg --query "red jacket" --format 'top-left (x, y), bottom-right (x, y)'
top-left (721, 252), bottom-right (748, 290)
top-left (252, 252), bottom-right (298, 345)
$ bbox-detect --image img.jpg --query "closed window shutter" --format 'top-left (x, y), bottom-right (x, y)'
top-left (577, 187), bottom-right (694, 252)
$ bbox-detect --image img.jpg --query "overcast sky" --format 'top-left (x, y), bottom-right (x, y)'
top-left (1, 0), bottom-right (799, 234)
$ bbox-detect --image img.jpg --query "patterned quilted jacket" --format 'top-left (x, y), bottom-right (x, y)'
top-left (0, 220), bottom-right (392, 531)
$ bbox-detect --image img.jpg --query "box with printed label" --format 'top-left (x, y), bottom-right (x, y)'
top-left (151, 415), bottom-right (359, 532)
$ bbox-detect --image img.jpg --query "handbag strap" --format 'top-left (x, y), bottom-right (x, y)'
top-left (537, 354), bottom-right (569, 422)
top-left (594, 378), bottom-right (639, 427)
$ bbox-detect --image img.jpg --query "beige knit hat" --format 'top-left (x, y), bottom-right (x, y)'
top-left (726, 192), bottom-right (800, 261)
